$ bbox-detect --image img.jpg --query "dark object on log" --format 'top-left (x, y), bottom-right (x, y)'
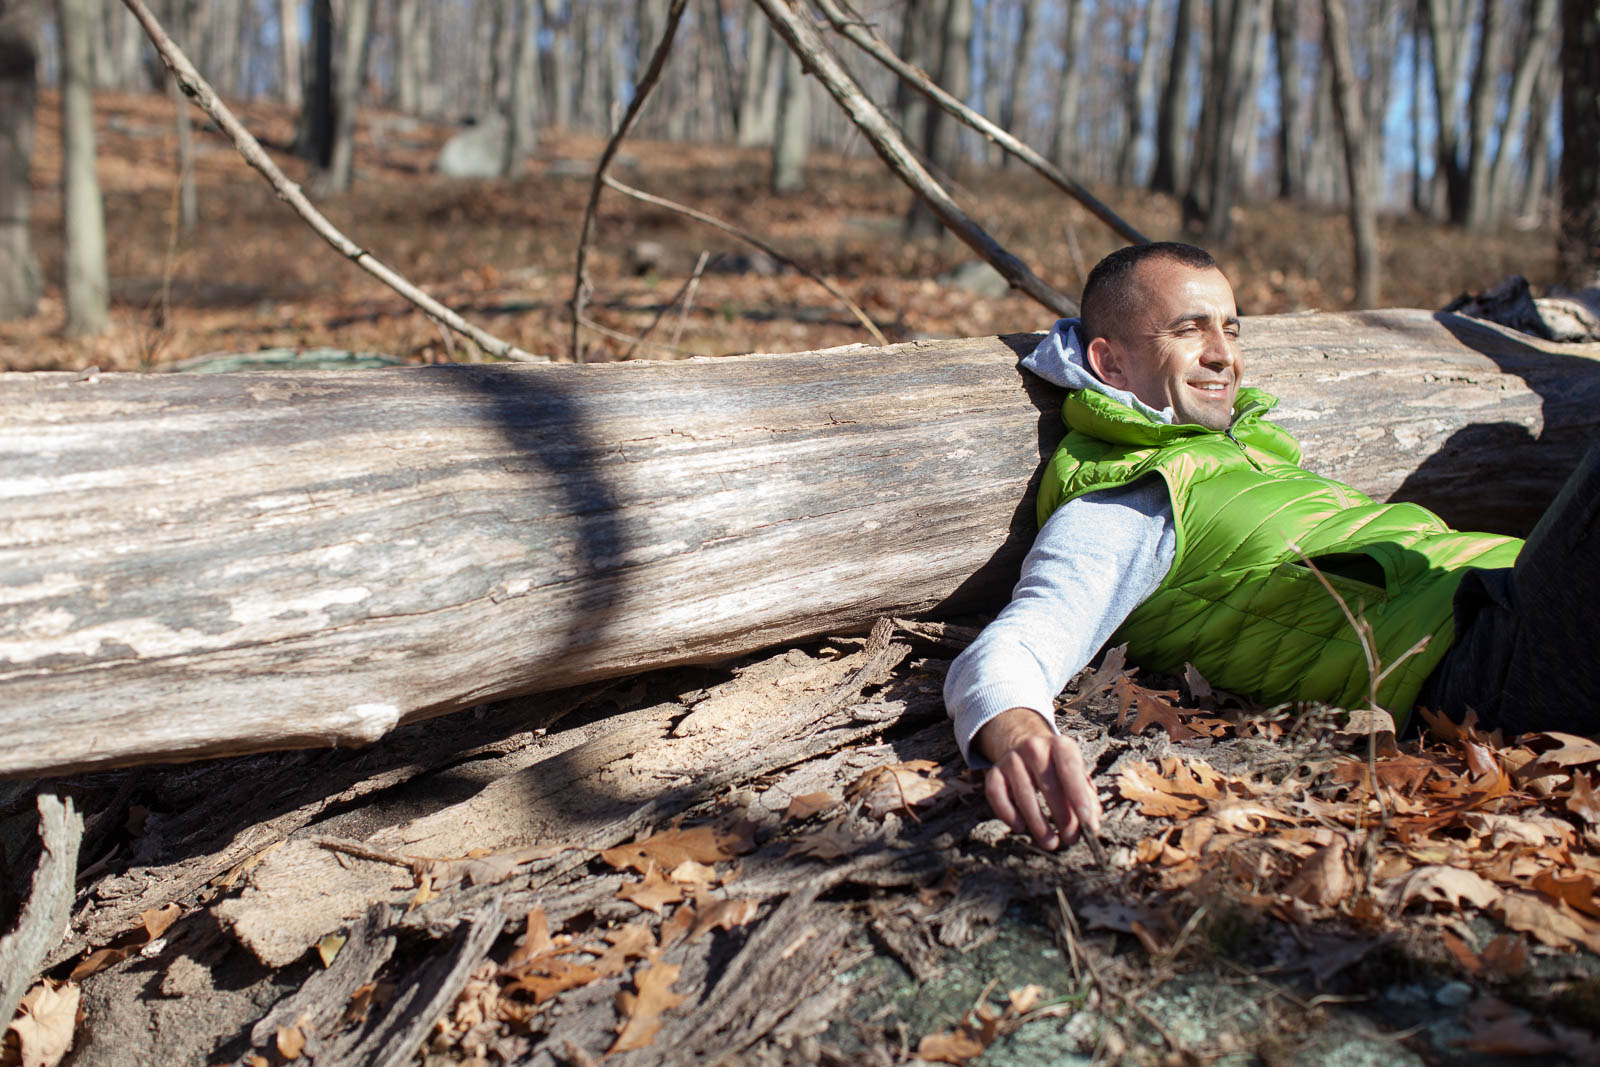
top-left (2, 310), bottom-right (1597, 776)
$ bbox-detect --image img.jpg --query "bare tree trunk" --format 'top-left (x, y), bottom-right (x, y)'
top-left (542, 0), bottom-right (573, 129)
top-left (1151, 0), bottom-right (1197, 195)
top-left (503, 0), bottom-right (540, 176)
top-left (702, 0), bottom-right (739, 141)
top-left (1488, 0), bottom-right (1558, 222)
top-left (896, 0), bottom-right (933, 150)
top-left (1046, 0), bottom-right (1087, 169)
top-left (1271, 0), bottom-right (1302, 198)
top-left (1559, 0), bottom-right (1600, 285)
top-left (771, 44), bottom-right (808, 192)
top-left (1119, 0), bottom-right (1165, 186)
top-left (1321, 0), bottom-right (1380, 308)
top-left (1522, 49), bottom-right (1559, 221)
top-left (312, 0), bottom-right (374, 196)
top-left (1426, 0), bottom-right (1474, 224)
top-left (279, 0), bottom-right (302, 108)
top-left (393, 0), bottom-right (420, 111)
top-left (1001, 0), bottom-right (1040, 163)
top-left (1186, 0), bottom-right (1268, 246)
top-left (1464, 0), bottom-right (1504, 229)
top-left (295, 0), bottom-right (333, 164)
top-left (735, 4), bottom-right (775, 144)
top-left (1411, 2), bottom-right (1427, 213)
top-left (60, 0), bottom-right (109, 334)
top-left (905, 0), bottom-right (970, 239)
top-left (0, 0), bottom-right (43, 320)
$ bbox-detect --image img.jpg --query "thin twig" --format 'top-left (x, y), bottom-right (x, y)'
top-left (751, 0), bottom-right (1077, 317)
top-left (670, 250), bottom-right (711, 350)
top-left (813, 0), bottom-right (1148, 247)
top-left (602, 175), bottom-right (888, 346)
top-left (1055, 888), bottom-right (1187, 1055)
top-left (119, 0), bottom-right (548, 363)
top-left (569, 0), bottom-right (691, 362)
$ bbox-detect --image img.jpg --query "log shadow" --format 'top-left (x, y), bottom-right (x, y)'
top-left (1383, 312), bottom-right (1600, 536)
top-left (930, 331), bottom-right (1062, 617)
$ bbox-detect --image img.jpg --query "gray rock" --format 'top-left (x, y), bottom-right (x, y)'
top-left (434, 113), bottom-right (509, 179)
top-left (938, 260), bottom-right (1012, 299)
top-left (1434, 980), bottom-right (1473, 1007)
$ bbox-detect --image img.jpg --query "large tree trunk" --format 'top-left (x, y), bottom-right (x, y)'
top-left (3, 312), bottom-right (1598, 777)
top-left (1272, 0), bottom-right (1303, 199)
top-left (1150, 0), bottom-right (1197, 196)
top-left (311, 0), bottom-right (375, 196)
top-left (0, 0), bottom-right (43, 321)
top-left (770, 44), bottom-right (808, 193)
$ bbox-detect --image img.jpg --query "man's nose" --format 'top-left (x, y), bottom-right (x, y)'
top-left (1200, 325), bottom-right (1236, 367)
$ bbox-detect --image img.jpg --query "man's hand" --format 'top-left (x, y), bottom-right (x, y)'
top-left (975, 707), bottom-right (1101, 851)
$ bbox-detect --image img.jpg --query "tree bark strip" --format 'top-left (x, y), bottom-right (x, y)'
top-left (2, 311), bottom-right (1599, 777)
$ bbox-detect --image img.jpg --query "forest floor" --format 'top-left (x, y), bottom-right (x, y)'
top-left (10, 620), bottom-right (1600, 1066)
top-left (0, 87), bottom-right (1564, 372)
top-left (4, 91), bottom-right (1598, 1066)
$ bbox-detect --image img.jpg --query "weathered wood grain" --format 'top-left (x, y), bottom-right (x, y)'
top-left (2, 310), bottom-right (1597, 776)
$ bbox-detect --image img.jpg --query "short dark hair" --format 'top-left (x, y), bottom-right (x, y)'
top-left (1079, 242), bottom-right (1218, 347)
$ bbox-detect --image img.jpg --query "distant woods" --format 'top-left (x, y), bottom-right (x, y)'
top-left (0, 0), bottom-right (1596, 327)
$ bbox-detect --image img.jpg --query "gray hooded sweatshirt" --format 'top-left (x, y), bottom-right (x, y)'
top-left (943, 318), bottom-right (1178, 766)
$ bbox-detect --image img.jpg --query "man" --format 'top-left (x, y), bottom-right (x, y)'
top-left (946, 242), bottom-right (1600, 852)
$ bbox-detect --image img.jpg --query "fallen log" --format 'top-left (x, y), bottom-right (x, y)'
top-left (2, 309), bottom-right (1597, 776)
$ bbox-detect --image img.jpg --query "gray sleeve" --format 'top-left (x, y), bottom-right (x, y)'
top-left (944, 478), bottom-right (1176, 767)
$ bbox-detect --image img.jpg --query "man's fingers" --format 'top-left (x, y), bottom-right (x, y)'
top-left (984, 765), bottom-right (1022, 832)
top-left (996, 752), bottom-right (1059, 849)
top-left (1042, 738), bottom-right (1097, 844)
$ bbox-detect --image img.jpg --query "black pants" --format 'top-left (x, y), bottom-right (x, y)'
top-left (1418, 443), bottom-right (1600, 737)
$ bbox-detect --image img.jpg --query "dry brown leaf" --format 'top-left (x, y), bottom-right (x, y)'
top-left (508, 907), bottom-right (553, 968)
top-left (6, 982), bottom-right (79, 1067)
top-left (1283, 837), bottom-right (1351, 907)
top-left (786, 817), bottom-right (869, 860)
top-left (917, 1028), bottom-right (987, 1064)
top-left (688, 898), bottom-right (759, 942)
top-left (140, 904), bottom-right (180, 941)
top-left (275, 1020), bottom-right (307, 1060)
top-left (589, 924), bottom-right (655, 977)
top-left (1381, 865), bottom-right (1501, 913)
top-left (1461, 1011), bottom-right (1565, 1055)
top-left (1440, 930), bottom-right (1482, 974)
top-left (1521, 732), bottom-right (1600, 775)
top-left (1480, 934), bottom-right (1528, 977)
top-left (847, 759), bottom-right (971, 818)
top-left (1116, 758), bottom-right (1226, 817)
top-left (1182, 662), bottom-right (1213, 701)
top-left (1330, 753), bottom-right (1437, 796)
top-left (505, 960), bottom-right (603, 1004)
top-left (783, 791), bottom-right (838, 820)
top-left (1065, 643), bottom-right (1127, 710)
top-left (617, 865), bottom-right (687, 914)
top-left (667, 860), bottom-right (718, 887)
top-left (1494, 891), bottom-right (1600, 954)
top-left (67, 947), bottom-right (126, 982)
top-left (1532, 871), bottom-right (1600, 919)
top-left (658, 904), bottom-right (697, 949)
top-left (609, 957), bottom-right (687, 1054)
top-left (1567, 771), bottom-right (1600, 825)
top-left (599, 821), bottom-right (757, 875)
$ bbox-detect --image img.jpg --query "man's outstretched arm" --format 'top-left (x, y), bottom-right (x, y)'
top-left (945, 478), bottom-right (1175, 848)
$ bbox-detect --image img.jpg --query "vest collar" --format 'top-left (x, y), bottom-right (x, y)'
top-left (1065, 386), bottom-right (1286, 452)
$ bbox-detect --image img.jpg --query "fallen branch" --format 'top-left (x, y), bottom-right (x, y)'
top-left (569, 0), bottom-right (691, 362)
top-left (0, 794), bottom-right (84, 1025)
top-left (602, 175), bottom-right (889, 346)
top-left (814, 0), bottom-right (1147, 247)
top-left (752, 0), bottom-right (1077, 317)
top-left (119, 0), bottom-right (547, 364)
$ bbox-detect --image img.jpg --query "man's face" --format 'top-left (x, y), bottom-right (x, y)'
top-left (1086, 260), bottom-right (1243, 431)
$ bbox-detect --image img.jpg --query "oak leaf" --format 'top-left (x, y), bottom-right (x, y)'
top-left (1532, 871), bottom-right (1600, 919)
top-left (1283, 837), bottom-right (1352, 908)
top-left (917, 1028), bottom-right (986, 1063)
top-left (783, 791), bottom-right (837, 820)
top-left (6, 982), bottom-right (79, 1067)
top-left (609, 957), bottom-right (687, 1054)
top-left (1493, 891), bottom-right (1600, 954)
top-left (1520, 732), bottom-right (1600, 778)
top-left (600, 821), bottom-right (756, 875)
top-left (1064, 643), bottom-right (1128, 710)
top-left (1380, 865), bottom-right (1501, 913)
top-left (617, 865), bottom-right (687, 914)
top-left (688, 897), bottom-right (759, 942)
top-left (848, 759), bottom-right (970, 818)
top-left (1567, 771), bottom-right (1600, 825)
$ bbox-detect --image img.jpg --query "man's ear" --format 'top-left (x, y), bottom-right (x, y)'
top-left (1086, 336), bottom-right (1129, 389)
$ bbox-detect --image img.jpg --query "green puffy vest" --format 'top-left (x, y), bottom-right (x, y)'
top-left (1037, 386), bottom-right (1522, 718)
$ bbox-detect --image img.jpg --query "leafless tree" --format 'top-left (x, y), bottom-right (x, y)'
top-left (1322, 0), bottom-right (1381, 307)
top-left (0, 0), bottom-right (43, 320)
